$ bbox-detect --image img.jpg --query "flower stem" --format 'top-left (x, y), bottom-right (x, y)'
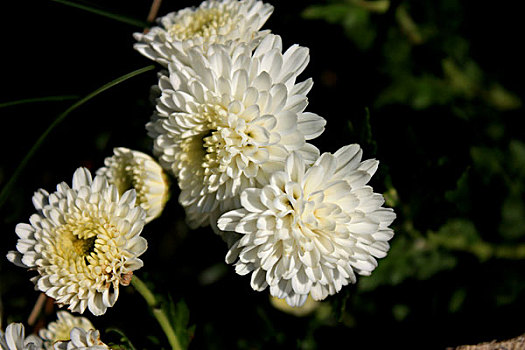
top-left (131, 276), bottom-right (183, 350)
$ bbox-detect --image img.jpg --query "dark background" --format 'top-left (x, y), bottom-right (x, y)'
top-left (1, 0), bottom-right (525, 349)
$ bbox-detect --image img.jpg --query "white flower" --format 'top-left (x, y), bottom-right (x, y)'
top-left (134, 0), bottom-right (274, 67)
top-left (52, 328), bottom-right (108, 350)
top-left (217, 145), bottom-right (396, 307)
top-left (0, 323), bottom-right (43, 350)
top-left (7, 168), bottom-right (148, 316)
top-left (96, 147), bottom-right (170, 223)
top-left (39, 312), bottom-right (94, 349)
top-left (148, 34), bottom-right (326, 229)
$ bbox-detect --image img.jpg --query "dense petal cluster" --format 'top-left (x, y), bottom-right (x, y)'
top-left (39, 312), bottom-right (94, 349)
top-left (134, 0), bottom-right (274, 66)
top-left (53, 329), bottom-right (108, 350)
top-left (218, 145), bottom-right (396, 306)
top-left (96, 147), bottom-right (170, 223)
top-left (7, 168), bottom-right (148, 316)
top-left (0, 324), bottom-right (43, 350)
top-left (148, 34), bottom-right (326, 228)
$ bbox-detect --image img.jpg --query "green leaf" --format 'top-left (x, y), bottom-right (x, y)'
top-left (165, 298), bottom-right (195, 350)
top-left (106, 327), bottom-right (137, 350)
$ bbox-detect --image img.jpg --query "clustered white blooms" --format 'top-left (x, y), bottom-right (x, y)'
top-left (134, 0), bottom-right (274, 67)
top-left (39, 311), bottom-right (94, 349)
top-left (7, 168), bottom-right (148, 315)
top-left (146, 34), bottom-right (326, 229)
top-left (96, 147), bottom-right (170, 223)
top-left (0, 315), bottom-right (106, 350)
top-left (218, 146), bottom-right (396, 306)
top-left (52, 329), bottom-right (108, 350)
top-left (133, 0), bottom-right (396, 307)
top-left (0, 323), bottom-right (43, 350)
top-left (6, 3), bottom-right (394, 337)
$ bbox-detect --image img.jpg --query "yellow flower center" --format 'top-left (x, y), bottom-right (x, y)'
top-left (110, 156), bottom-right (149, 209)
top-left (168, 8), bottom-right (233, 40)
top-left (55, 221), bottom-right (100, 261)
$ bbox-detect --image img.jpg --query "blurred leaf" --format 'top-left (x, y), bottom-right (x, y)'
top-left (448, 288), bottom-right (467, 313)
top-left (509, 140), bottom-right (525, 181)
top-left (428, 219), bottom-right (525, 260)
top-left (445, 169), bottom-right (472, 214)
top-left (499, 192), bottom-right (525, 240)
top-left (358, 234), bottom-right (457, 291)
top-left (485, 84), bottom-right (522, 111)
top-left (302, 1), bottom-right (376, 50)
top-left (392, 304), bottom-right (410, 321)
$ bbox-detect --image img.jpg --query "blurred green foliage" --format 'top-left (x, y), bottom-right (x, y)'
top-left (1, 0), bottom-right (524, 349)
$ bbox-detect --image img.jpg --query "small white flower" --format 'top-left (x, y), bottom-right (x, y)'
top-left (218, 145), bottom-right (396, 306)
top-left (96, 147), bottom-right (170, 223)
top-left (148, 34), bottom-right (326, 229)
top-left (7, 168), bottom-right (148, 316)
top-left (52, 328), bottom-right (108, 350)
top-left (0, 323), bottom-right (43, 350)
top-left (134, 0), bottom-right (274, 67)
top-left (39, 311), bottom-right (94, 349)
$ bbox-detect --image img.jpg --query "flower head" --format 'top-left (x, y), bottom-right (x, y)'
top-left (134, 0), bottom-right (274, 66)
top-left (39, 312), bottom-right (94, 349)
top-left (0, 323), bottom-right (43, 350)
top-left (96, 147), bottom-right (170, 223)
top-left (148, 34), bottom-right (325, 229)
top-left (218, 145), bottom-right (396, 306)
top-left (7, 168), bottom-right (148, 316)
top-left (52, 328), bottom-right (108, 350)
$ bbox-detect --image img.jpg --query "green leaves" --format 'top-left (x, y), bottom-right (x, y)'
top-left (165, 298), bottom-right (195, 350)
top-left (132, 276), bottom-right (194, 350)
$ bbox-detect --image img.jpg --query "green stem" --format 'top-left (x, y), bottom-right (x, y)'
top-left (0, 65), bottom-right (155, 209)
top-left (131, 276), bottom-right (183, 350)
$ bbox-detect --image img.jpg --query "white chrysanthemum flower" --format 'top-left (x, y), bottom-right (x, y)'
top-left (0, 323), bottom-right (43, 350)
top-left (7, 168), bottom-right (148, 316)
top-left (218, 145), bottom-right (396, 307)
top-left (39, 312), bottom-right (94, 349)
top-left (148, 34), bottom-right (326, 229)
top-left (52, 328), bottom-right (108, 350)
top-left (134, 0), bottom-right (274, 67)
top-left (96, 147), bottom-right (170, 223)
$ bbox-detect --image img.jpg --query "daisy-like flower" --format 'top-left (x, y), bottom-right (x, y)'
top-left (0, 323), bottom-right (43, 350)
top-left (148, 34), bottom-right (326, 229)
top-left (52, 328), bottom-right (108, 350)
top-left (134, 0), bottom-right (274, 67)
top-left (96, 147), bottom-right (170, 223)
top-left (7, 168), bottom-right (147, 316)
top-left (39, 312), bottom-right (94, 349)
top-left (217, 145), bottom-right (396, 307)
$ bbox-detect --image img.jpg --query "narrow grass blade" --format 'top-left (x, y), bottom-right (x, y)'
top-left (50, 0), bottom-right (148, 28)
top-left (0, 65), bottom-right (155, 209)
top-left (0, 95), bottom-right (79, 109)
